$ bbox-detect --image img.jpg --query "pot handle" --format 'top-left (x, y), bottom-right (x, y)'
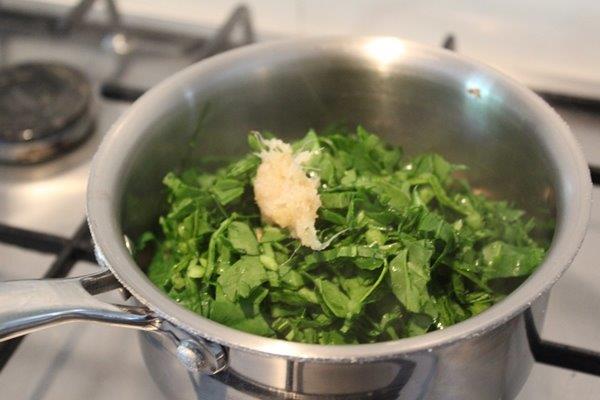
top-left (0, 269), bottom-right (160, 342)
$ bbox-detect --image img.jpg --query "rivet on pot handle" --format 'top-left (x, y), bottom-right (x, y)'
top-left (176, 338), bottom-right (227, 375)
top-left (145, 318), bottom-right (228, 375)
top-left (0, 269), bottom-right (160, 342)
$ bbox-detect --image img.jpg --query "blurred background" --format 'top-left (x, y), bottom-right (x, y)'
top-left (0, 1), bottom-right (599, 399)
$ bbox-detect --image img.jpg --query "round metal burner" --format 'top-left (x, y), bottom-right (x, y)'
top-left (0, 62), bottom-right (94, 164)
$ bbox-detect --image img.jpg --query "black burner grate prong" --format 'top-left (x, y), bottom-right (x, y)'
top-left (589, 165), bottom-right (600, 186)
top-left (526, 309), bottom-right (600, 376)
top-left (0, 223), bottom-right (95, 262)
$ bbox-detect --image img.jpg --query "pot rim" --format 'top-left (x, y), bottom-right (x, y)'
top-left (87, 36), bottom-right (592, 362)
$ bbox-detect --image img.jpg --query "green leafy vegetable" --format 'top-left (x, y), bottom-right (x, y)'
top-left (388, 242), bottom-right (433, 313)
top-left (141, 126), bottom-right (551, 344)
top-left (227, 221), bottom-right (259, 255)
top-left (217, 256), bottom-right (267, 301)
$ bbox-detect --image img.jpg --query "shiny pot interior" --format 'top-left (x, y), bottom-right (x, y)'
top-left (87, 37), bottom-right (590, 362)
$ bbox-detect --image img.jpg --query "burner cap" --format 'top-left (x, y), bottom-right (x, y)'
top-left (0, 62), bottom-right (94, 164)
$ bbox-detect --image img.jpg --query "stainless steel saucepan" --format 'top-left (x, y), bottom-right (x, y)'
top-left (0, 37), bottom-right (592, 399)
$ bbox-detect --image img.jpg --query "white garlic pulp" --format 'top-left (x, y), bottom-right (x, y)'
top-left (253, 137), bottom-right (323, 250)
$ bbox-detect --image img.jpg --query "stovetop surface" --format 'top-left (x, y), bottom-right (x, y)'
top-left (1, 7), bottom-right (600, 400)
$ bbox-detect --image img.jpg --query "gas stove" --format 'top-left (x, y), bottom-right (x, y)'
top-left (0, 3), bottom-right (599, 399)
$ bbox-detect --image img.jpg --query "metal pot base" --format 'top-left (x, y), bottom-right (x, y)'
top-left (139, 296), bottom-right (548, 400)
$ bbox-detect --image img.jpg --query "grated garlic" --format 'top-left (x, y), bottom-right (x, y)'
top-left (253, 136), bottom-right (323, 250)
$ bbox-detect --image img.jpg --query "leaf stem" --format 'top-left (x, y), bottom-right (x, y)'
top-left (205, 216), bottom-right (233, 282)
